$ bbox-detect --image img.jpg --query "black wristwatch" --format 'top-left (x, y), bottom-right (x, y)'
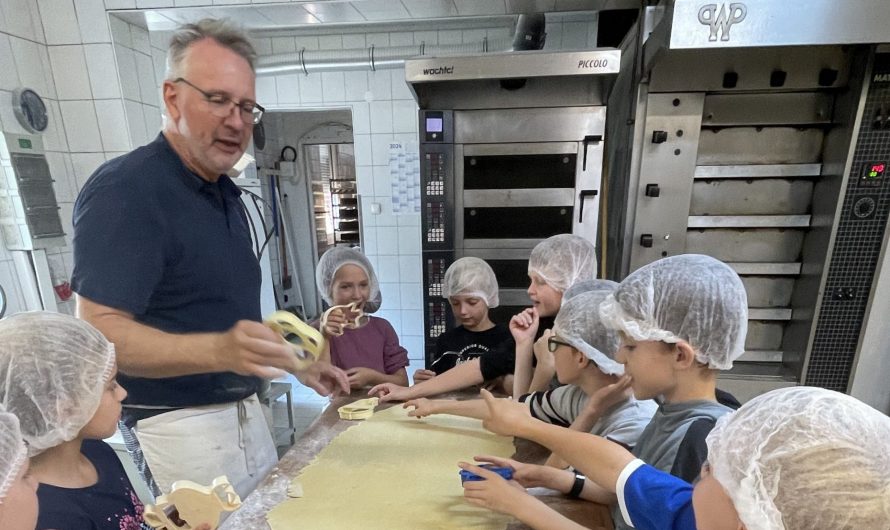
top-left (567, 471), bottom-right (586, 498)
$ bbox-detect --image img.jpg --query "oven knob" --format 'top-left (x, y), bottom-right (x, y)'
top-left (651, 130), bottom-right (668, 144)
top-left (640, 234), bottom-right (654, 248)
top-left (645, 184), bottom-right (661, 197)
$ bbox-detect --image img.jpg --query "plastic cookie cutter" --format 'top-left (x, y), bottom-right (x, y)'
top-left (321, 301), bottom-right (370, 336)
top-left (144, 475), bottom-right (241, 530)
top-left (264, 310), bottom-right (325, 370)
top-left (338, 397), bottom-right (379, 420)
top-left (459, 465), bottom-right (514, 484)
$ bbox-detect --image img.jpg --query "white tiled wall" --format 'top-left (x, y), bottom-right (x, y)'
top-left (110, 15), bottom-right (164, 148)
top-left (0, 0), bottom-right (126, 316)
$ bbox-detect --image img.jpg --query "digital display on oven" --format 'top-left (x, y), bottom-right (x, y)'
top-left (426, 117), bottom-right (443, 133)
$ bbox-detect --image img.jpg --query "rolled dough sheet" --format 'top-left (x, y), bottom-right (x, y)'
top-left (267, 405), bottom-right (514, 530)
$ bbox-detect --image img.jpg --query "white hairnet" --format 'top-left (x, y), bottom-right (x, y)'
top-left (562, 279), bottom-right (619, 305)
top-left (0, 312), bottom-right (116, 456)
top-left (0, 408), bottom-right (27, 503)
top-left (707, 387), bottom-right (890, 530)
top-left (442, 257), bottom-right (499, 308)
top-left (553, 290), bottom-right (623, 375)
top-left (528, 234), bottom-right (597, 293)
top-left (316, 247), bottom-right (381, 312)
top-left (598, 254), bottom-right (747, 369)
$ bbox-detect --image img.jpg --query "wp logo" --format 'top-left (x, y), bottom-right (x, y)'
top-left (698, 3), bottom-right (747, 42)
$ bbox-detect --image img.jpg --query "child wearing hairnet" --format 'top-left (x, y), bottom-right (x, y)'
top-left (462, 385), bottom-right (890, 530)
top-left (512, 234), bottom-right (599, 397)
top-left (403, 289), bottom-right (657, 469)
top-left (0, 407), bottom-right (38, 530)
top-left (315, 247), bottom-right (409, 389)
top-left (370, 234), bottom-right (598, 403)
top-left (459, 254), bottom-right (748, 530)
top-left (0, 311), bottom-right (148, 530)
top-left (369, 257), bottom-right (515, 401)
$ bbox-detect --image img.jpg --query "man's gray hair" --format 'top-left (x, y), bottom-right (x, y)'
top-left (166, 18), bottom-right (257, 80)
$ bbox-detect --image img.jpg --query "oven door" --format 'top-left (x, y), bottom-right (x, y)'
top-left (455, 141), bottom-right (601, 250)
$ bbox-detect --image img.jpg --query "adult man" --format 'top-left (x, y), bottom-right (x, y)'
top-left (71, 19), bottom-right (349, 498)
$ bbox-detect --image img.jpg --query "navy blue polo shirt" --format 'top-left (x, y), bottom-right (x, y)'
top-left (72, 133), bottom-right (261, 412)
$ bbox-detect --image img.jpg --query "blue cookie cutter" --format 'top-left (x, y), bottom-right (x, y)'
top-left (459, 465), bottom-right (514, 483)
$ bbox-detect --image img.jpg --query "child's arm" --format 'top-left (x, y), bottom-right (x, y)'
top-left (479, 389), bottom-right (635, 495)
top-left (403, 397), bottom-right (489, 419)
top-left (545, 376), bottom-right (634, 468)
top-left (472, 455), bottom-right (616, 505)
top-left (528, 336), bottom-right (556, 393)
top-left (511, 309), bottom-right (541, 397)
top-left (459, 464), bottom-right (592, 530)
top-left (370, 358), bottom-right (487, 401)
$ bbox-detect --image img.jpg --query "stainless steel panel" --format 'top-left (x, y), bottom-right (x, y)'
top-left (687, 215), bottom-right (811, 228)
top-left (405, 49), bottom-right (620, 83)
top-left (690, 180), bottom-right (814, 216)
top-left (499, 289), bottom-right (531, 306)
top-left (648, 47), bottom-right (851, 93)
top-left (737, 350), bottom-right (784, 363)
top-left (740, 277), bottom-right (795, 308)
top-left (574, 139), bottom-right (603, 244)
top-left (749, 308), bottom-right (793, 321)
top-left (715, 377), bottom-right (798, 404)
top-left (629, 93), bottom-right (705, 271)
top-left (694, 164), bottom-right (822, 179)
top-left (463, 189), bottom-right (574, 208)
top-left (668, 0), bottom-right (890, 49)
top-left (686, 229), bottom-right (805, 262)
top-left (463, 142), bottom-right (579, 156)
top-left (728, 262), bottom-right (801, 275)
top-left (454, 107), bottom-right (606, 144)
top-left (702, 93), bottom-right (833, 127)
top-left (412, 77), bottom-right (611, 110)
top-left (745, 321), bottom-right (784, 350)
top-left (697, 127), bottom-right (824, 165)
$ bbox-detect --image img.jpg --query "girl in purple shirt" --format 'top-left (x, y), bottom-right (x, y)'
top-left (315, 247), bottom-right (409, 390)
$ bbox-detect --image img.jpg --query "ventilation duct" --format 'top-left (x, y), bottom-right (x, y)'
top-left (256, 14), bottom-right (546, 76)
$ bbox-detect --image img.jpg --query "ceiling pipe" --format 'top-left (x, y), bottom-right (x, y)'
top-left (256, 13), bottom-right (546, 76)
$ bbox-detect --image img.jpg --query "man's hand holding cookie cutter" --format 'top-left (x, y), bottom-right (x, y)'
top-left (264, 311), bottom-right (325, 371)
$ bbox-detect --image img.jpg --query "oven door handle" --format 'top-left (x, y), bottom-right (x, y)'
top-left (578, 189), bottom-right (598, 222)
top-left (581, 135), bottom-right (602, 171)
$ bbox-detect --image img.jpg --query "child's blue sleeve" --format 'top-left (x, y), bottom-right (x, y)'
top-left (617, 459), bottom-right (697, 530)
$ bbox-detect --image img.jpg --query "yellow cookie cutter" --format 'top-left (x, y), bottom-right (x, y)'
top-left (144, 475), bottom-right (241, 530)
top-left (338, 397), bottom-right (379, 420)
top-left (264, 310), bottom-right (325, 370)
top-left (321, 301), bottom-right (370, 337)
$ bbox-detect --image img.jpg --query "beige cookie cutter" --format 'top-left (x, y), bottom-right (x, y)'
top-left (321, 302), bottom-right (370, 336)
top-left (338, 397), bottom-right (379, 420)
top-left (144, 475), bottom-right (241, 530)
top-left (264, 310), bottom-right (325, 370)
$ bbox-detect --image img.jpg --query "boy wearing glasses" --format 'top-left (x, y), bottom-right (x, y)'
top-left (404, 288), bottom-right (656, 459)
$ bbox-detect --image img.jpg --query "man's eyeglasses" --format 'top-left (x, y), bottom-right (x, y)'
top-left (547, 337), bottom-right (574, 352)
top-left (174, 77), bottom-right (264, 125)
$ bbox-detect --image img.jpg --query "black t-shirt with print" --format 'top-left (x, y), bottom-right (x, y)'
top-left (432, 323), bottom-right (514, 377)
